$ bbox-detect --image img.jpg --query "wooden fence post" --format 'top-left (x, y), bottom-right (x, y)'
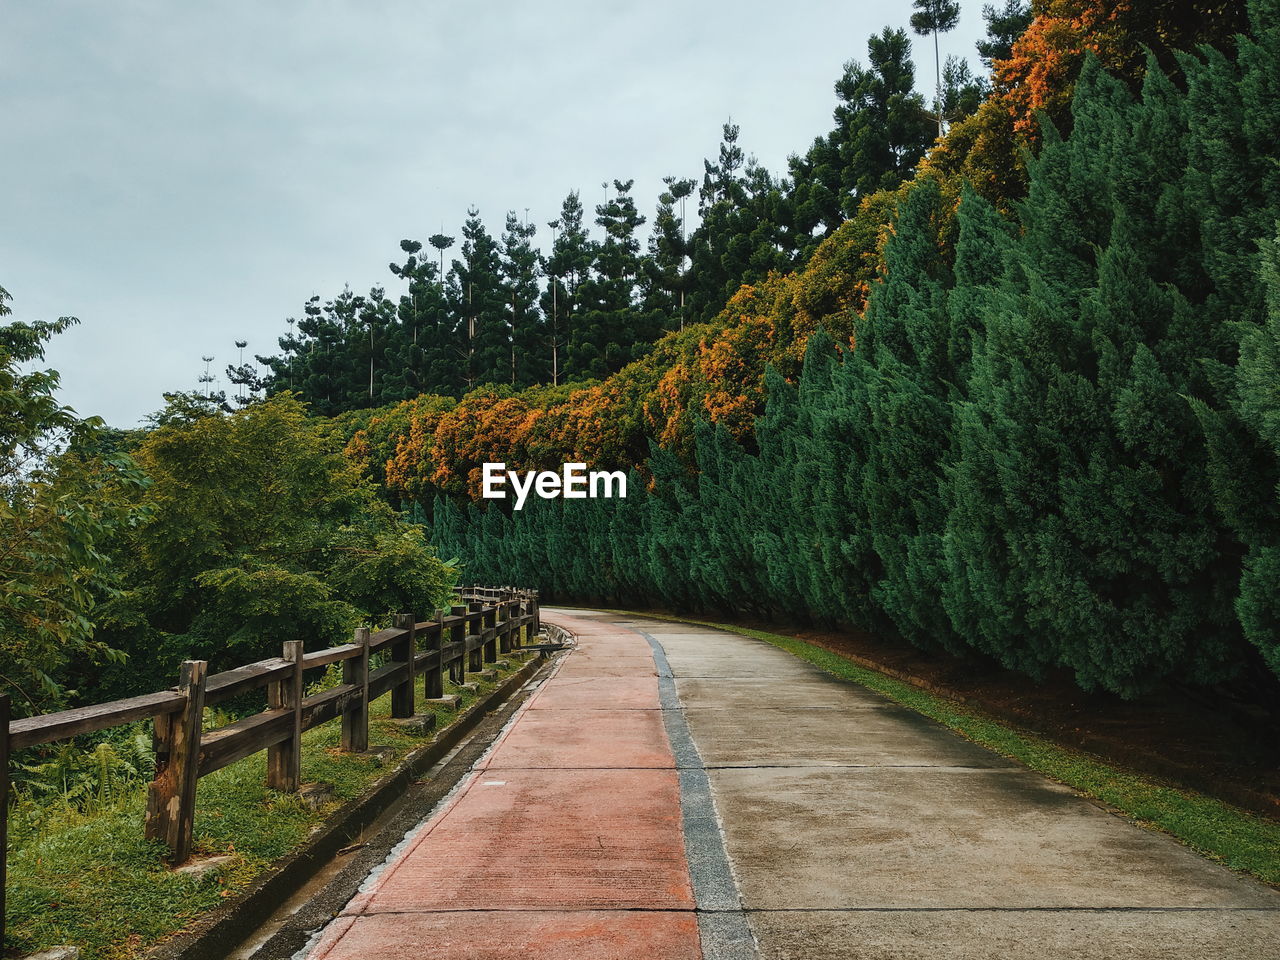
top-left (267, 641), bottom-right (303, 792)
top-left (425, 609), bottom-right (445, 699)
top-left (342, 627), bottom-right (370, 753)
top-left (498, 592), bottom-right (513, 655)
top-left (145, 660), bottom-right (207, 865)
top-left (1, 694), bottom-right (9, 950)
top-left (453, 604), bottom-right (468, 686)
top-left (391, 613), bottom-right (416, 719)
top-left (483, 602), bottom-right (498, 664)
top-left (450, 605), bottom-right (467, 683)
top-left (511, 596), bottom-right (523, 651)
top-left (468, 601), bottom-right (484, 672)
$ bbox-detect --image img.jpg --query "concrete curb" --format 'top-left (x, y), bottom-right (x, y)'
top-left (635, 627), bottom-right (759, 960)
top-left (145, 654), bottom-right (552, 960)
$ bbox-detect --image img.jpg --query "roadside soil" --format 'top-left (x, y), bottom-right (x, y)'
top-left (630, 608), bottom-right (1280, 820)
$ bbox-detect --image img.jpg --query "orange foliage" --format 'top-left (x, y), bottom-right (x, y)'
top-left (348, 1), bottom-right (1247, 507)
top-left (923, 0), bottom-right (1246, 210)
top-left (345, 394), bottom-right (455, 497)
top-left (990, 0), bottom-right (1247, 140)
top-left (997, 3), bottom-right (1108, 137)
top-left (346, 206), bottom-right (885, 505)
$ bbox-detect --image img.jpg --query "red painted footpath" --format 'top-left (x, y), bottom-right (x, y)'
top-left (307, 612), bottom-right (703, 960)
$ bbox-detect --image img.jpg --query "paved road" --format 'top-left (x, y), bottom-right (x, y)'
top-left (306, 610), bottom-right (1280, 959)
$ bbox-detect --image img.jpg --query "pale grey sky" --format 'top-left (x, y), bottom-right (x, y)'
top-left (2, 0), bottom-right (987, 427)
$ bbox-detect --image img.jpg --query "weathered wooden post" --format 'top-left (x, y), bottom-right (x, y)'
top-left (267, 641), bottom-right (304, 792)
top-left (342, 628), bottom-right (370, 753)
top-left (391, 613), bottom-right (416, 719)
top-left (483, 601), bottom-right (498, 664)
top-left (511, 595), bottom-right (524, 651)
top-left (145, 660), bottom-right (207, 865)
top-left (468, 601), bottom-right (484, 672)
top-left (498, 591), bottom-right (513, 655)
top-left (1, 694), bottom-right (9, 949)
top-left (449, 604), bottom-right (467, 683)
top-left (425, 609), bottom-right (445, 699)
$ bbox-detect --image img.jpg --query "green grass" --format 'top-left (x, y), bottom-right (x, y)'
top-left (612, 609), bottom-right (1280, 888)
top-left (5, 653), bottom-right (532, 960)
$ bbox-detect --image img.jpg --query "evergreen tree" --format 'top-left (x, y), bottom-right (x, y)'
top-left (1222, 227), bottom-right (1280, 678)
top-left (448, 208), bottom-right (508, 389)
top-left (910, 0), bottom-right (962, 136)
top-left (225, 339), bottom-right (263, 407)
top-left (1186, 0), bottom-right (1280, 689)
top-left (787, 29), bottom-right (934, 259)
top-left (940, 55), bottom-right (986, 126)
top-left (571, 179), bottom-right (649, 378)
top-left (642, 176), bottom-right (696, 328)
top-left (388, 239), bottom-right (456, 397)
top-left (688, 124), bottom-right (793, 323)
top-left (690, 419), bottom-right (769, 615)
top-left (355, 288), bottom-right (398, 406)
top-left (500, 211), bottom-right (547, 387)
top-left (644, 444), bottom-right (702, 611)
top-left (261, 286), bottom-right (370, 413)
top-left (976, 0), bottom-right (1032, 69)
top-left (947, 58), bottom-right (1245, 695)
top-left (541, 191), bottom-right (596, 384)
top-left (860, 176), bottom-right (964, 653)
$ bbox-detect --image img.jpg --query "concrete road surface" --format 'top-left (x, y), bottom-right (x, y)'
top-left (304, 610), bottom-right (1280, 960)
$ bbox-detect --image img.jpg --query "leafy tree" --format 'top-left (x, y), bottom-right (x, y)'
top-left (0, 289), bottom-right (146, 712)
top-left (91, 394), bottom-right (456, 697)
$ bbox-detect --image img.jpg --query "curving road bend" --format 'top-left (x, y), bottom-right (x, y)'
top-left (304, 609), bottom-right (1280, 960)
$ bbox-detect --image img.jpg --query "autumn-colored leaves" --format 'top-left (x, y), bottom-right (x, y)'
top-left (349, 227), bottom-right (865, 504)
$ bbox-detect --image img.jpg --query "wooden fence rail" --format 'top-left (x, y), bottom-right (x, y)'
top-left (0, 586), bottom-right (540, 946)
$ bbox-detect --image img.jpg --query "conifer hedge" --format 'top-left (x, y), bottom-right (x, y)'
top-left (434, 0), bottom-right (1280, 699)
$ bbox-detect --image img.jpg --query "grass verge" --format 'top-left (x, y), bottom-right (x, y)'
top-left (6, 654), bottom-right (533, 960)
top-left (611, 609), bottom-right (1280, 888)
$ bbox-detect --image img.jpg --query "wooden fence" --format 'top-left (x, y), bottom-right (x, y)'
top-left (0, 586), bottom-right (541, 946)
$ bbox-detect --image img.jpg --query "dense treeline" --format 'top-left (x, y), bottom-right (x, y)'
top-left (250, 1), bottom-right (1253, 421)
top-left (339, 0), bottom-right (1260, 509)
top-left (248, 10), bottom-right (997, 412)
top-left (425, 0), bottom-right (1280, 700)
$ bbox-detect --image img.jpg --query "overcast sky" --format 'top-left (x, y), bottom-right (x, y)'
top-left (2, 0), bottom-right (987, 428)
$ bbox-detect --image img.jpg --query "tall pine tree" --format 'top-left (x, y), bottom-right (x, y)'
top-left (448, 208), bottom-right (508, 389)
